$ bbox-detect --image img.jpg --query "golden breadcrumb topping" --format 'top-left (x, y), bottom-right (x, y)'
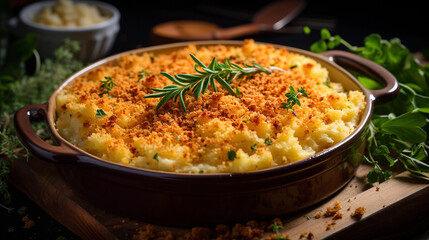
top-left (56, 39), bottom-right (365, 173)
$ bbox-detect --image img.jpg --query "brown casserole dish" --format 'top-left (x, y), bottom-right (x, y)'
top-left (14, 40), bottom-right (398, 226)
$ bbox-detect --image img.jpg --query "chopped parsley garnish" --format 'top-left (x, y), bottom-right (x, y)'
top-left (138, 69), bottom-right (150, 80)
top-left (265, 138), bottom-right (272, 145)
top-left (251, 144), bottom-right (257, 150)
top-left (95, 109), bottom-right (106, 117)
top-left (289, 65), bottom-right (297, 69)
top-left (227, 150), bottom-right (236, 161)
top-left (153, 153), bottom-right (159, 161)
top-left (323, 77), bottom-right (332, 88)
top-left (99, 76), bottom-right (116, 97)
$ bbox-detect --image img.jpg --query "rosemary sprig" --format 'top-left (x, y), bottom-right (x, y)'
top-left (144, 54), bottom-right (284, 113)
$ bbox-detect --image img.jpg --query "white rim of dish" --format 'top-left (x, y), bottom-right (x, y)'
top-left (19, 0), bottom-right (120, 32)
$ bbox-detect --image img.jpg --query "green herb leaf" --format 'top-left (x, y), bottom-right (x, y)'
top-left (366, 163), bottom-right (392, 183)
top-left (303, 26), bottom-right (311, 35)
top-left (227, 150), bottom-right (236, 161)
top-left (95, 109), bottom-right (107, 117)
top-left (99, 76), bottom-right (116, 97)
top-left (153, 153), bottom-right (159, 161)
top-left (138, 69), bottom-right (150, 80)
top-left (413, 94), bottom-right (429, 113)
top-left (281, 86), bottom-right (309, 114)
top-left (357, 76), bottom-right (384, 90)
top-left (265, 138), bottom-right (272, 146)
top-left (271, 221), bottom-right (284, 235)
top-left (380, 112), bottom-right (427, 143)
top-left (310, 39), bottom-right (327, 53)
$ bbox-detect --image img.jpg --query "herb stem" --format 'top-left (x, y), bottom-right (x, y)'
top-left (144, 54), bottom-right (285, 112)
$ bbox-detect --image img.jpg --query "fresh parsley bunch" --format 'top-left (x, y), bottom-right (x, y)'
top-left (310, 29), bottom-right (429, 183)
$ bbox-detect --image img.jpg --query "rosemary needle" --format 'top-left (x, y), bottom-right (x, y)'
top-left (144, 54), bottom-right (285, 113)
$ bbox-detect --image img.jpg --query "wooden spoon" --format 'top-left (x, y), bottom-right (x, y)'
top-left (151, 0), bottom-right (306, 43)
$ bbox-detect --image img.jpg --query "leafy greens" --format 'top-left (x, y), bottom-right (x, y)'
top-left (0, 35), bottom-right (83, 204)
top-left (310, 29), bottom-right (429, 183)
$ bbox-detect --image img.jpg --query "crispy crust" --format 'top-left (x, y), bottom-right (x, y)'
top-left (55, 39), bottom-right (365, 173)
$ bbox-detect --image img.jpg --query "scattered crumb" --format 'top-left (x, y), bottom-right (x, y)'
top-left (314, 211), bottom-right (323, 219)
top-left (299, 232), bottom-right (315, 239)
top-left (266, 233), bottom-right (289, 240)
top-left (382, 205), bottom-right (386, 208)
top-left (347, 206), bottom-right (351, 211)
top-left (349, 184), bottom-right (352, 188)
top-left (133, 220), bottom-right (269, 240)
top-left (22, 215), bottom-right (36, 229)
top-left (132, 224), bottom-right (173, 240)
top-left (351, 207), bottom-right (367, 220)
top-left (333, 211), bottom-right (343, 220)
top-left (355, 185), bottom-right (357, 188)
top-left (326, 223), bottom-right (333, 231)
top-left (376, 187), bottom-right (380, 191)
top-left (324, 201), bottom-right (342, 217)
top-left (347, 199), bottom-right (351, 203)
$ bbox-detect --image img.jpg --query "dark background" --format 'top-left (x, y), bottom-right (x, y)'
top-left (1, 0), bottom-right (429, 239)
top-left (106, 0), bottom-right (429, 54)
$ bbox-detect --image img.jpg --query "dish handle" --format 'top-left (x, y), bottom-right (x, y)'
top-left (321, 50), bottom-right (399, 104)
top-left (14, 103), bottom-right (80, 163)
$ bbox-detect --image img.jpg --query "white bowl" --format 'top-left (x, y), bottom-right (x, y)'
top-left (9, 0), bottom-right (120, 63)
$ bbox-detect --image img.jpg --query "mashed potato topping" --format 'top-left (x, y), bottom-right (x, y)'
top-left (33, 0), bottom-right (108, 28)
top-left (55, 40), bottom-right (366, 173)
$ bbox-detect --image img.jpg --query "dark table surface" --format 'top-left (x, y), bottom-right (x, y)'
top-left (1, 0), bottom-right (429, 239)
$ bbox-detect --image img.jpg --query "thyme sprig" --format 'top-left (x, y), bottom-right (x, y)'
top-left (144, 54), bottom-right (285, 113)
top-left (281, 86), bottom-right (309, 115)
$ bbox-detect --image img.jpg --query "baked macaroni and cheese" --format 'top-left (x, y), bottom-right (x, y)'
top-left (55, 39), bottom-right (365, 173)
top-left (33, 0), bottom-right (108, 28)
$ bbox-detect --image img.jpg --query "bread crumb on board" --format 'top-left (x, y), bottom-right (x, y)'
top-left (133, 220), bottom-right (270, 240)
top-left (324, 200), bottom-right (342, 217)
top-left (351, 207), bottom-right (367, 220)
top-left (300, 231), bottom-right (315, 239)
top-left (22, 215), bottom-right (36, 229)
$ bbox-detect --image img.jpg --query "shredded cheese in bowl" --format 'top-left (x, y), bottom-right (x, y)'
top-left (33, 0), bottom-right (109, 28)
top-left (55, 39), bottom-right (366, 173)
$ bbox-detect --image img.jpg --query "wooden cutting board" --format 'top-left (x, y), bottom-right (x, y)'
top-left (8, 154), bottom-right (429, 240)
